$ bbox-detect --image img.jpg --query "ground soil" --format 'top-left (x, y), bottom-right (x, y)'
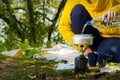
top-left (1, 57), bottom-right (120, 80)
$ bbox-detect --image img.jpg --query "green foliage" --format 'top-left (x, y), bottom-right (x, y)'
top-left (18, 39), bottom-right (36, 59)
top-left (23, 49), bottom-right (38, 59)
top-left (0, 0), bottom-right (66, 51)
top-left (19, 39), bottom-right (29, 52)
top-left (0, 38), bottom-right (20, 52)
top-left (0, 41), bottom-right (6, 52)
top-left (17, 39), bottom-right (45, 59)
top-left (0, 53), bottom-right (8, 60)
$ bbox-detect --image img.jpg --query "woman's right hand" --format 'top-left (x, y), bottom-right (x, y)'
top-left (83, 47), bottom-right (93, 57)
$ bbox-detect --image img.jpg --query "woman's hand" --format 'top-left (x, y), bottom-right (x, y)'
top-left (102, 10), bottom-right (117, 25)
top-left (83, 47), bottom-right (92, 57)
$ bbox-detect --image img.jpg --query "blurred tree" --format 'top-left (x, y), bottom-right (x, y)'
top-left (0, 0), bottom-right (66, 50)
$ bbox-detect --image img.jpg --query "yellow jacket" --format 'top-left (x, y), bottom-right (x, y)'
top-left (58, 0), bottom-right (120, 50)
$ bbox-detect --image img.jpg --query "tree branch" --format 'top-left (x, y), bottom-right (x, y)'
top-left (48, 0), bottom-right (67, 41)
top-left (2, 0), bottom-right (28, 28)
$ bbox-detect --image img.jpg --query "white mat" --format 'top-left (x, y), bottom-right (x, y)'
top-left (33, 44), bottom-right (81, 70)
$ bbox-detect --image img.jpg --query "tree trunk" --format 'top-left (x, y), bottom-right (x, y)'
top-left (26, 0), bottom-right (36, 46)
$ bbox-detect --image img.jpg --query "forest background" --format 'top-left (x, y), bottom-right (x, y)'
top-left (0, 0), bottom-right (67, 52)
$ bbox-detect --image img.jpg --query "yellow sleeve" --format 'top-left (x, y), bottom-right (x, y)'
top-left (111, 0), bottom-right (120, 14)
top-left (58, 0), bottom-right (80, 50)
top-left (58, 0), bottom-right (87, 50)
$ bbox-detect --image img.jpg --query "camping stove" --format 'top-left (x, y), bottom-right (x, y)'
top-left (73, 34), bottom-right (93, 73)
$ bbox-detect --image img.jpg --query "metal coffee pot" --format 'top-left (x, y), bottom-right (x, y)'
top-left (72, 34), bottom-right (93, 46)
top-left (73, 34), bottom-right (93, 73)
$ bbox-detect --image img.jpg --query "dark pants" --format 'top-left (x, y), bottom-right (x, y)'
top-left (70, 4), bottom-right (104, 51)
top-left (71, 4), bottom-right (120, 66)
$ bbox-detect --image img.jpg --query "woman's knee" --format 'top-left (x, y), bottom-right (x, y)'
top-left (71, 4), bottom-right (86, 16)
top-left (73, 4), bottom-right (85, 11)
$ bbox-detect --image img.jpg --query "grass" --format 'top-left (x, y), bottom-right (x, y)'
top-left (0, 53), bottom-right (120, 80)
